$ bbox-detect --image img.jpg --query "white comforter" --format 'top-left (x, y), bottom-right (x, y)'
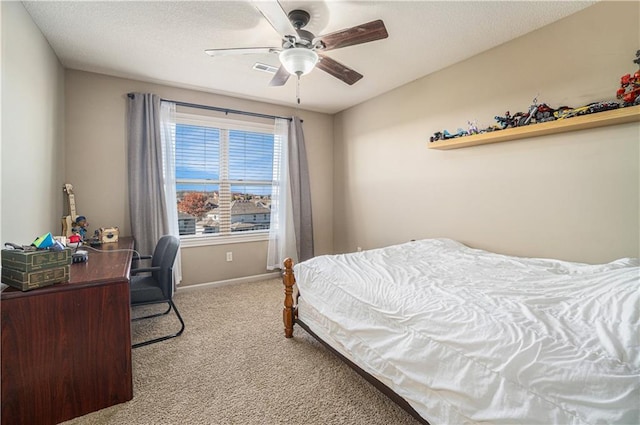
top-left (294, 239), bottom-right (640, 424)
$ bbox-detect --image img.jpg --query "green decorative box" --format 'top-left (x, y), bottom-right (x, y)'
top-left (1, 265), bottom-right (70, 291)
top-left (1, 248), bottom-right (72, 272)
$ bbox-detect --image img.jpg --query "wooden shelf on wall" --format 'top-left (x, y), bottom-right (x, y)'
top-left (427, 104), bottom-right (640, 150)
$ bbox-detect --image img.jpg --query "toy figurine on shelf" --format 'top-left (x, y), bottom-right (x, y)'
top-left (467, 120), bottom-right (479, 135)
top-left (533, 102), bottom-right (557, 123)
top-left (443, 128), bottom-right (468, 139)
top-left (429, 131), bottom-right (444, 143)
top-left (495, 111), bottom-right (516, 129)
top-left (443, 130), bottom-right (456, 139)
top-left (429, 128), bottom-right (469, 142)
top-left (72, 215), bottom-right (89, 241)
top-left (516, 97), bottom-right (540, 127)
top-left (586, 101), bottom-right (619, 114)
top-left (511, 97), bottom-right (554, 127)
top-left (616, 50), bottom-right (640, 106)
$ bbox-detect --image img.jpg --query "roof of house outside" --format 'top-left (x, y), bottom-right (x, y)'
top-left (230, 222), bottom-right (260, 231)
top-left (179, 212), bottom-right (195, 219)
top-left (231, 200), bottom-right (270, 215)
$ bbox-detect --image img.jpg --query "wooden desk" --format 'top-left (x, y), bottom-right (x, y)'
top-left (1, 238), bottom-right (134, 425)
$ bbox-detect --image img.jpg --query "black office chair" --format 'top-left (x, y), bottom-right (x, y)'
top-left (130, 235), bottom-right (185, 348)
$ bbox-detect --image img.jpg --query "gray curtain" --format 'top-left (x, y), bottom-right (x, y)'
top-left (288, 117), bottom-right (314, 262)
top-left (126, 93), bottom-right (169, 256)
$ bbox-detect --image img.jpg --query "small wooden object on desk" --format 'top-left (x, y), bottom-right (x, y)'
top-left (61, 183), bottom-right (78, 237)
top-left (99, 226), bottom-right (120, 243)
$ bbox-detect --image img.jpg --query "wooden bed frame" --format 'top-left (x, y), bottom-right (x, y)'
top-left (282, 258), bottom-right (430, 425)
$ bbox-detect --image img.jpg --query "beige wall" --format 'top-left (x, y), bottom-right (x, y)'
top-left (4, 0), bottom-right (639, 288)
top-left (1, 2), bottom-right (65, 245)
top-left (65, 70), bottom-right (334, 286)
top-left (334, 1), bottom-right (640, 263)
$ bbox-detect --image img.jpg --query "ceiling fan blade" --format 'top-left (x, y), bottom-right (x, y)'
top-left (316, 54), bottom-right (363, 85)
top-left (269, 65), bottom-right (291, 87)
top-left (205, 47), bottom-right (279, 57)
top-left (316, 20), bottom-right (388, 52)
top-left (253, 0), bottom-right (297, 38)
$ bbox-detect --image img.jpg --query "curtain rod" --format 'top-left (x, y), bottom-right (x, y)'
top-left (127, 93), bottom-right (294, 122)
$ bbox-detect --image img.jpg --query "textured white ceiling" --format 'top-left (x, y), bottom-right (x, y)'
top-left (23, 1), bottom-right (596, 114)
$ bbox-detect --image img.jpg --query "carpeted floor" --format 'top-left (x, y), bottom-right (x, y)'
top-left (61, 279), bottom-right (423, 425)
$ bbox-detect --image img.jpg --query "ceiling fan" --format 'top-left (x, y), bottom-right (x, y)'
top-left (204, 0), bottom-right (388, 87)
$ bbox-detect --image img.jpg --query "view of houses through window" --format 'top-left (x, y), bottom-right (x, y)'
top-left (175, 113), bottom-right (275, 238)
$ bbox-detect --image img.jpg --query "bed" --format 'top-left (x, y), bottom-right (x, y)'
top-left (281, 238), bottom-right (639, 424)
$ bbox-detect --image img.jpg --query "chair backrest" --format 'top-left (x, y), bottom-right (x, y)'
top-left (151, 235), bottom-right (180, 298)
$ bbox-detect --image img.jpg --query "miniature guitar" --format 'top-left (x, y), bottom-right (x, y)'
top-left (61, 183), bottom-right (78, 237)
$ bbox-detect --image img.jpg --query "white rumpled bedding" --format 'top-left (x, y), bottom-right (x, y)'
top-left (294, 238), bottom-right (640, 424)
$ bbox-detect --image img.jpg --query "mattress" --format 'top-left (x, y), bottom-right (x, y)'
top-left (294, 238), bottom-right (640, 424)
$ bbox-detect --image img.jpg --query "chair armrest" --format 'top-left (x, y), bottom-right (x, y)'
top-left (131, 266), bottom-right (161, 275)
top-left (132, 254), bottom-right (152, 262)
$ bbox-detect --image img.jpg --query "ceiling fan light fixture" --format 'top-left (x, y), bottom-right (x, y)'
top-left (279, 48), bottom-right (318, 76)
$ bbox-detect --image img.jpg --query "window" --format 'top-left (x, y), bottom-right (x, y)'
top-left (174, 112), bottom-right (275, 242)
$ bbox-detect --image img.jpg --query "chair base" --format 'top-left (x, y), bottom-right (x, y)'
top-left (132, 303), bottom-right (172, 321)
top-left (132, 300), bottom-right (185, 349)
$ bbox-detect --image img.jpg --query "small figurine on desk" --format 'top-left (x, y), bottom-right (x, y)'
top-left (67, 234), bottom-right (82, 248)
top-left (89, 230), bottom-right (103, 246)
top-left (72, 215), bottom-right (89, 241)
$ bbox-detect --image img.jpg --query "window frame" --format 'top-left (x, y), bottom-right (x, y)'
top-left (174, 111), bottom-right (275, 247)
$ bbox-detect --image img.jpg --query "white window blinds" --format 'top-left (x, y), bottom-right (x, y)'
top-left (174, 113), bottom-right (275, 238)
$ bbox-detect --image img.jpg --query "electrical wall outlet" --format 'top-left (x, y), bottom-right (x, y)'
top-left (357, 246), bottom-right (362, 252)
top-left (226, 252), bottom-right (233, 262)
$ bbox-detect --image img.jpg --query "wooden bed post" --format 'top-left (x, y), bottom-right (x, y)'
top-left (282, 257), bottom-right (296, 338)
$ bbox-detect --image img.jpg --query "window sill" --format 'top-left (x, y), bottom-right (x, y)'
top-left (180, 232), bottom-right (269, 248)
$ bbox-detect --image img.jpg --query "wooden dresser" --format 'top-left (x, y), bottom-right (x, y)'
top-left (1, 237), bottom-right (134, 424)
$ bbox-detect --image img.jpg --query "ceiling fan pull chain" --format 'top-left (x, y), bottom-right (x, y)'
top-left (296, 74), bottom-right (301, 105)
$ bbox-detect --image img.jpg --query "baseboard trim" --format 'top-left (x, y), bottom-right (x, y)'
top-left (176, 271), bottom-right (282, 291)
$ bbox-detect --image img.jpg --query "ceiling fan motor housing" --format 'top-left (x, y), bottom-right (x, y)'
top-left (288, 9), bottom-right (310, 29)
top-left (286, 10), bottom-right (314, 48)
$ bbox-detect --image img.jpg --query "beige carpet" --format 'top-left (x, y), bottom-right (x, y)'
top-left (62, 278), bottom-right (423, 425)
